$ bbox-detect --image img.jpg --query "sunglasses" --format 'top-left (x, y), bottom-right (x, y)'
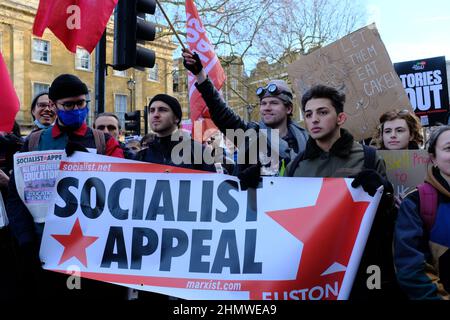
top-left (256, 84), bottom-right (292, 98)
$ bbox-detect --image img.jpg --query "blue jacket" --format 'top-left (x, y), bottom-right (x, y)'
top-left (394, 166), bottom-right (450, 300)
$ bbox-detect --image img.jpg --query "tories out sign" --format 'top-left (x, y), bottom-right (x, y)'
top-left (40, 153), bottom-right (382, 300)
top-left (394, 56), bottom-right (450, 126)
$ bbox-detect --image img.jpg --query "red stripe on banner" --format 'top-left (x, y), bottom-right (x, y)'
top-left (59, 162), bottom-right (207, 174)
top-left (49, 270), bottom-right (343, 300)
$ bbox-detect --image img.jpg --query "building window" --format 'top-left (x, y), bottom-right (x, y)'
top-left (86, 90), bottom-right (93, 126)
top-left (113, 69), bottom-right (127, 77)
top-left (149, 63), bottom-right (159, 81)
top-left (75, 47), bottom-right (91, 71)
top-left (32, 82), bottom-right (50, 98)
top-left (173, 70), bottom-right (179, 92)
top-left (231, 79), bottom-right (238, 91)
top-left (32, 38), bottom-right (51, 63)
top-left (114, 94), bottom-right (128, 129)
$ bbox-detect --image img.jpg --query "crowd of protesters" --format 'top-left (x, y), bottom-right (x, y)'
top-left (1, 51), bottom-right (449, 301)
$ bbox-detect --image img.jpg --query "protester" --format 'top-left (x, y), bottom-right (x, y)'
top-left (256, 84), bottom-right (396, 300)
top-left (135, 94), bottom-right (215, 172)
top-left (394, 125), bottom-right (450, 300)
top-left (204, 130), bottom-right (235, 174)
top-left (373, 109), bottom-right (423, 150)
top-left (6, 74), bottom-right (124, 299)
top-left (140, 132), bottom-right (156, 149)
top-left (94, 112), bottom-right (134, 159)
top-left (182, 49), bottom-right (308, 176)
top-left (0, 121), bottom-right (23, 300)
top-left (30, 92), bottom-right (57, 131)
top-left (125, 138), bottom-right (141, 155)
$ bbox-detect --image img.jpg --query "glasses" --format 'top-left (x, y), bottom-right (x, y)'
top-left (256, 84), bottom-right (293, 98)
top-left (57, 99), bottom-right (90, 111)
top-left (36, 103), bottom-right (52, 110)
top-left (97, 125), bottom-right (118, 131)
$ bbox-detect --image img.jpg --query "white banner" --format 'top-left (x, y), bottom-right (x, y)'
top-left (40, 152), bottom-right (382, 300)
top-left (13, 150), bottom-right (65, 223)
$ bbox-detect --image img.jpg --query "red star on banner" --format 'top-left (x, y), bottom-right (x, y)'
top-left (266, 178), bottom-right (370, 293)
top-left (51, 218), bottom-right (98, 268)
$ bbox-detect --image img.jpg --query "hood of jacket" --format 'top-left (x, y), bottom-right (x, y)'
top-left (425, 166), bottom-right (450, 198)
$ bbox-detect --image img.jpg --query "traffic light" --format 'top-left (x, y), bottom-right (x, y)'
top-left (113, 0), bottom-right (157, 70)
top-left (125, 111), bottom-right (141, 135)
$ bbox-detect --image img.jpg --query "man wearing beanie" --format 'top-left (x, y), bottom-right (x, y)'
top-left (6, 74), bottom-right (124, 299)
top-left (135, 94), bottom-right (215, 172)
top-left (182, 49), bottom-right (308, 181)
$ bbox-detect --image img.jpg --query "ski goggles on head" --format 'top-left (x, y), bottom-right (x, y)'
top-left (256, 84), bottom-right (293, 99)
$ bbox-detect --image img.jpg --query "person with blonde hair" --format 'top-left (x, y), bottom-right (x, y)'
top-left (373, 109), bottom-right (423, 150)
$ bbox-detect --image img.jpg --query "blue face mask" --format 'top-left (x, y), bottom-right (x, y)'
top-left (57, 107), bottom-right (89, 128)
top-left (34, 119), bottom-right (51, 129)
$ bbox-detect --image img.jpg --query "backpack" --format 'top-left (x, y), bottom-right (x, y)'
top-left (417, 182), bottom-right (439, 232)
top-left (286, 144), bottom-right (377, 177)
top-left (28, 128), bottom-right (106, 154)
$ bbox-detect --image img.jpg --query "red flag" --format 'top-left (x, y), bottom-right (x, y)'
top-left (0, 52), bottom-right (20, 132)
top-left (185, 0), bottom-right (226, 141)
top-left (33, 0), bottom-right (118, 53)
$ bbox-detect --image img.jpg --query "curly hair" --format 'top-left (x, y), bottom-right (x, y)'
top-left (373, 109), bottom-right (423, 149)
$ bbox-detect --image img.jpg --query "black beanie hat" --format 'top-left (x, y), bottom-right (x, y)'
top-left (149, 94), bottom-right (182, 124)
top-left (49, 74), bottom-right (89, 101)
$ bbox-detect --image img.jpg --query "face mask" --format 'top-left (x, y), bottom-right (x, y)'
top-left (34, 119), bottom-right (50, 129)
top-left (57, 107), bottom-right (89, 128)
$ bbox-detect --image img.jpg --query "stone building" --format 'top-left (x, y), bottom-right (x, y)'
top-left (0, 0), bottom-right (177, 134)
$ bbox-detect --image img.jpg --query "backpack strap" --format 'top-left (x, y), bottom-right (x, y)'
top-left (362, 144), bottom-right (377, 170)
top-left (92, 129), bottom-right (106, 155)
top-left (417, 182), bottom-right (439, 232)
top-left (286, 151), bottom-right (304, 177)
top-left (28, 130), bottom-right (43, 151)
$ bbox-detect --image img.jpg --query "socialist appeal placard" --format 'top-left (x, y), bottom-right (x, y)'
top-left (40, 152), bottom-right (382, 300)
top-left (394, 56), bottom-right (450, 126)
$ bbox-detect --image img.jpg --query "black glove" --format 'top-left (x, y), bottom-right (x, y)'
top-left (351, 169), bottom-right (393, 197)
top-left (238, 162), bottom-right (262, 190)
top-left (65, 141), bottom-right (88, 157)
top-left (182, 50), bottom-right (203, 75)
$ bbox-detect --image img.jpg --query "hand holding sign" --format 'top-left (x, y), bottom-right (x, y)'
top-left (182, 48), bottom-right (204, 75)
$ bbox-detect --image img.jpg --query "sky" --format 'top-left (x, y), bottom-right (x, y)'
top-left (364, 0), bottom-right (450, 63)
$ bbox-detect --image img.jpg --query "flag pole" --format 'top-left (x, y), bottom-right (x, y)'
top-left (155, 0), bottom-right (186, 50)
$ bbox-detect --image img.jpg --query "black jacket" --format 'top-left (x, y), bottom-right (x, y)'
top-left (135, 134), bottom-right (216, 173)
top-left (195, 78), bottom-right (308, 173)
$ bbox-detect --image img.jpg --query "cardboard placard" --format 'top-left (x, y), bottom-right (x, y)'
top-left (288, 24), bottom-right (412, 141)
top-left (378, 149), bottom-right (430, 197)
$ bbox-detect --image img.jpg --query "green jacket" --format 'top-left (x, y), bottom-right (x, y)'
top-left (286, 129), bottom-right (387, 178)
top-left (286, 128), bottom-right (401, 300)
